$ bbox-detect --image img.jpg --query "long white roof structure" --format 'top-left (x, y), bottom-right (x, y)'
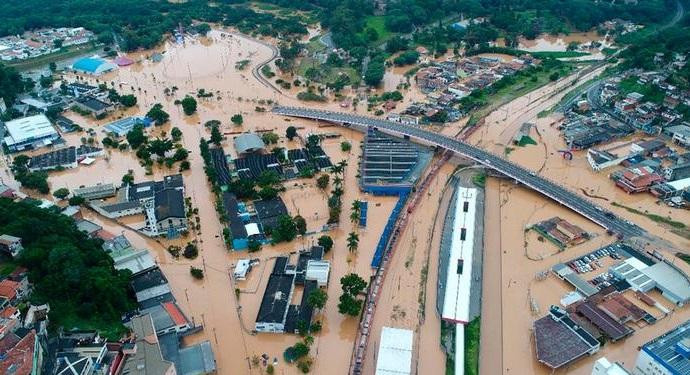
top-left (441, 187), bottom-right (477, 324)
top-left (375, 327), bottom-right (413, 375)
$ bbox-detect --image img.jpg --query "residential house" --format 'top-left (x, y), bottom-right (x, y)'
top-left (0, 234), bottom-right (23, 258)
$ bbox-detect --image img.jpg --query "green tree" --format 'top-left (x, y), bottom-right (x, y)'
top-left (126, 124), bottom-right (147, 149)
top-left (11, 155), bottom-right (49, 194)
top-left (338, 293), bottom-right (363, 316)
top-left (147, 137), bottom-right (173, 157)
top-left (307, 288), bottom-right (328, 310)
top-left (146, 103), bottom-right (170, 125)
top-left (286, 126), bottom-right (297, 140)
top-left (316, 174), bottom-right (329, 190)
top-left (340, 273), bottom-right (367, 296)
top-left (346, 231), bottom-right (359, 252)
top-left (174, 147), bottom-right (189, 161)
top-left (39, 75), bottom-right (52, 88)
top-left (231, 114), bottom-right (243, 126)
top-left (340, 141), bottom-right (351, 152)
top-left (261, 131), bottom-right (279, 145)
top-left (119, 94), bottom-right (137, 107)
top-left (317, 235), bottom-right (334, 253)
top-left (181, 96), bottom-right (197, 115)
top-left (210, 124), bottom-right (223, 146)
top-left (68, 196), bottom-right (85, 206)
top-left (122, 170), bottom-right (134, 185)
top-left (183, 242), bottom-right (198, 259)
top-left (171, 127), bottom-right (182, 141)
top-left (190, 266), bottom-right (204, 279)
top-left (271, 214), bottom-right (297, 243)
top-left (49, 62), bottom-right (57, 72)
top-left (179, 160), bottom-right (191, 171)
top-left (248, 239), bottom-right (262, 252)
top-left (294, 215), bottom-right (307, 235)
top-left (52, 188), bottom-right (70, 200)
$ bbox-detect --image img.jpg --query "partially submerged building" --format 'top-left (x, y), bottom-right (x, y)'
top-left (633, 320), bottom-right (690, 375)
top-left (533, 306), bottom-right (600, 369)
top-left (359, 127), bottom-right (432, 194)
top-left (255, 247), bottom-right (329, 334)
top-left (2, 114), bottom-right (60, 152)
top-left (375, 327), bottom-right (413, 375)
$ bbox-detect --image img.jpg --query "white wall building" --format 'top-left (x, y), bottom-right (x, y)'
top-left (592, 357), bottom-right (631, 375)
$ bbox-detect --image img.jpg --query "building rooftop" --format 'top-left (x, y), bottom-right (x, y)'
top-left (641, 261), bottom-right (690, 304)
top-left (0, 330), bottom-right (35, 375)
top-left (534, 307), bottom-right (599, 369)
top-left (375, 327), bottom-right (413, 375)
top-left (3, 114), bottom-right (57, 147)
top-left (576, 301), bottom-right (633, 341)
top-left (233, 133), bottom-right (265, 154)
top-left (130, 267), bottom-right (169, 293)
top-left (254, 197), bottom-right (288, 231)
top-left (154, 189), bottom-right (186, 221)
top-left (75, 95), bottom-right (111, 112)
top-left (123, 314), bottom-right (175, 375)
top-left (255, 272), bottom-right (294, 325)
top-left (640, 320), bottom-right (690, 375)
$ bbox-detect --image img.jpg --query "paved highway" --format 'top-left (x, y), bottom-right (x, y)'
top-left (273, 106), bottom-right (645, 238)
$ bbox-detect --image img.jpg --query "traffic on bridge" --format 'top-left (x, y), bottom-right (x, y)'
top-left (272, 106), bottom-right (645, 238)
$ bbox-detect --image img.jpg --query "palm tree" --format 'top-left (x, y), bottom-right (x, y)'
top-left (350, 210), bottom-right (360, 224)
top-left (346, 231), bottom-right (359, 253)
top-left (333, 175), bottom-right (343, 187)
top-left (331, 164), bottom-right (344, 176)
top-left (351, 200), bottom-right (361, 214)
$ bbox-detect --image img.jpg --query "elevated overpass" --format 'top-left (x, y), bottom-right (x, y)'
top-left (273, 106), bottom-right (644, 238)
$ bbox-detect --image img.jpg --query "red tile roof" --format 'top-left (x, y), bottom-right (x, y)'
top-left (162, 302), bottom-right (187, 326)
top-left (0, 330), bottom-right (36, 375)
top-left (1, 306), bottom-right (18, 318)
top-left (0, 279), bottom-right (20, 299)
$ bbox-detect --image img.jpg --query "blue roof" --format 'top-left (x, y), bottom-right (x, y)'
top-left (73, 57), bottom-right (108, 73)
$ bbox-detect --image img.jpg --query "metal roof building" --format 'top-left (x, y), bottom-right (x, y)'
top-left (634, 320), bottom-right (690, 375)
top-left (641, 262), bottom-right (690, 306)
top-left (233, 133), bottom-right (265, 154)
top-left (375, 327), bottom-right (413, 375)
top-left (71, 57), bottom-right (116, 75)
top-left (552, 263), bottom-right (600, 297)
top-left (2, 114), bottom-right (59, 152)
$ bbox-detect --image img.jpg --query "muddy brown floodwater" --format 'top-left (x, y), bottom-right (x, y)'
top-left (470, 61), bottom-right (690, 375)
top-left (3, 25), bottom-right (688, 375)
top-left (0, 28), bottom-right (418, 375)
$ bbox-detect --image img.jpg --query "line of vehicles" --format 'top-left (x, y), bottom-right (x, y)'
top-left (568, 247), bottom-right (622, 274)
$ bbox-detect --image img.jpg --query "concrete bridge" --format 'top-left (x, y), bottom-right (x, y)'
top-left (273, 106), bottom-right (644, 238)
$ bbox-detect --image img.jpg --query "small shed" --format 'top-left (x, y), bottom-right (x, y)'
top-left (233, 259), bottom-right (251, 280)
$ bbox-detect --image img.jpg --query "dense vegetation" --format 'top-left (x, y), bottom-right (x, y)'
top-left (0, 199), bottom-right (134, 337)
top-left (0, 0), bottom-right (308, 51)
top-left (0, 0), bottom-right (675, 54)
top-left (0, 63), bottom-right (33, 108)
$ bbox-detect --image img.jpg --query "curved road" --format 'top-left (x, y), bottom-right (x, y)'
top-left (273, 106), bottom-right (645, 238)
top-left (231, 32), bottom-right (282, 93)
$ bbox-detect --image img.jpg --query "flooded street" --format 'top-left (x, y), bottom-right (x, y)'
top-left (2, 23), bottom-right (688, 375)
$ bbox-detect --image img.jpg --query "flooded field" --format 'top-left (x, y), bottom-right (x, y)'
top-left (496, 31), bottom-right (611, 53)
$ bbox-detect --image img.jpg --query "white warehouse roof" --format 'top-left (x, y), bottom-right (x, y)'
top-left (441, 187), bottom-right (477, 324)
top-left (3, 114), bottom-right (57, 147)
top-left (375, 327), bottom-right (413, 375)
